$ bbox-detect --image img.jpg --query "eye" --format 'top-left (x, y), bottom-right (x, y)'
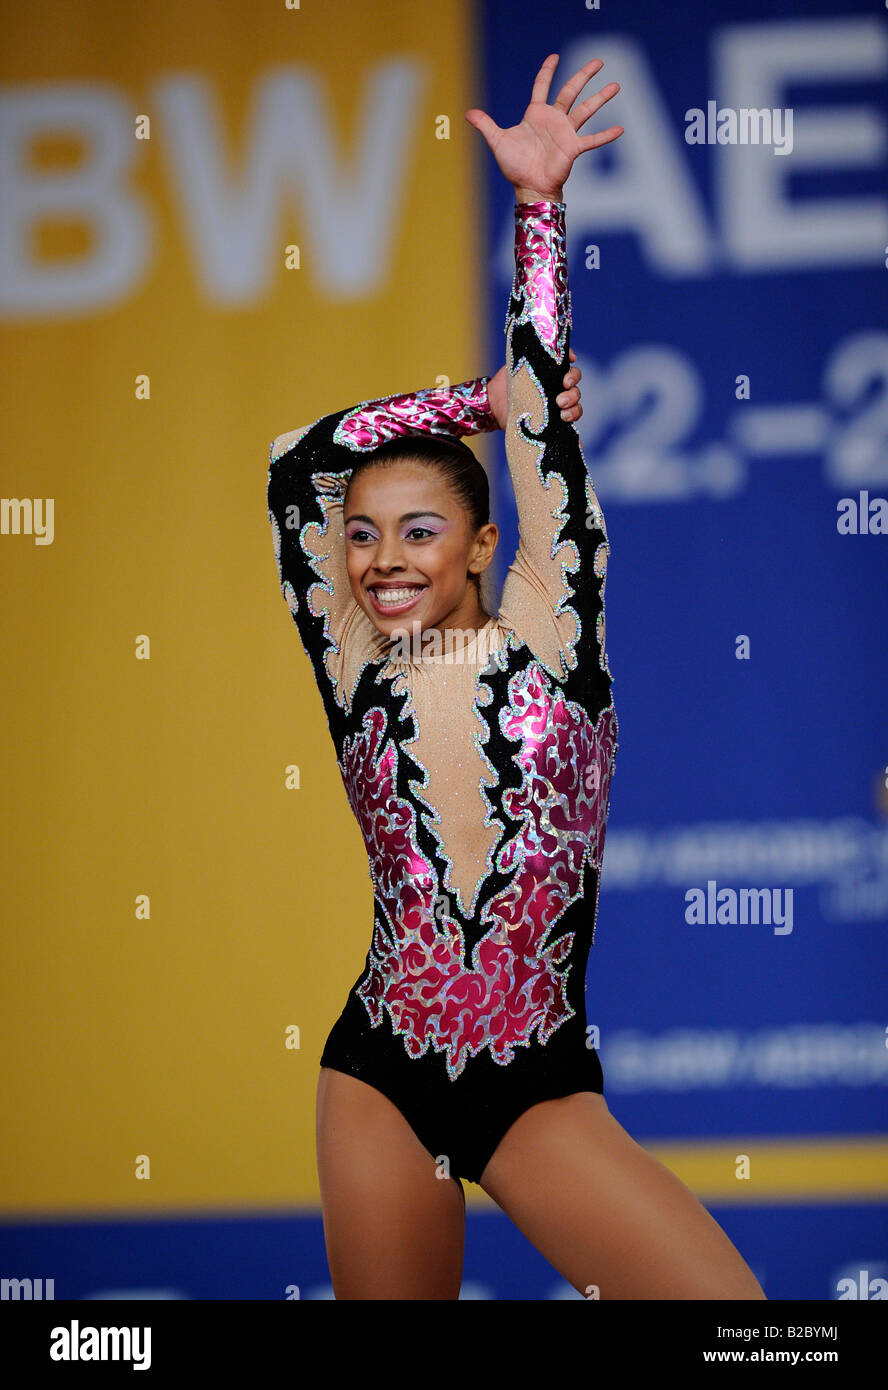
top-left (346, 528), bottom-right (375, 544)
top-left (406, 525), bottom-right (435, 540)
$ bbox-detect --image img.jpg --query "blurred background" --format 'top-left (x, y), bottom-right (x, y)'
top-left (1, 0), bottom-right (885, 1299)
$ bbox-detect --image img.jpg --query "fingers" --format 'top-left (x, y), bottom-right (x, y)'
top-left (562, 361), bottom-right (581, 389)
top-left (553, 57), bottom-right (604, 114)
top-left (464, 107), bottom-right (501, 147)
top-left (570, 81), bottom-right (621, 131)
top-left (579, 124), bottom-right (624, 151)
top-left (523, 53), bottom-right (623, 155)
top-left (530, 53), bottom-right (559, 105)
top-left (558, 360), bottom-right (582, 420)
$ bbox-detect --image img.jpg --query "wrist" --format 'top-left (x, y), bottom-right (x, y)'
top-left (514, 185), bottom-right (564, 204)
top-left (482, 367), bottom-right (507, 432)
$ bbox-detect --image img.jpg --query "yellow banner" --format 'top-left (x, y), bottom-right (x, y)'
top-left (0, 0), bottom-right (488, 1213)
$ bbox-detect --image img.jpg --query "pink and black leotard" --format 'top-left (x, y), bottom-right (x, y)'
top-left (267, 199), bottom-right (618, 1184)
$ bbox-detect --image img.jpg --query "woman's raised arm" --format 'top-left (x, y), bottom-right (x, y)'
top-left (267, 375), bottom-right (499, 715)
top-left (466, 53), bottom-right (622, 698)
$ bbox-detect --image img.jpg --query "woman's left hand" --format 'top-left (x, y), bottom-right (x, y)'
top-left (465, 53), bottom-right (623, 200)
top-left (487, 348), bottom-right (582, 431)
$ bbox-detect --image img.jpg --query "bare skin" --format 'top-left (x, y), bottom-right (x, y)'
top-left (317, 1069), bottom-right (765, 1299)
top-left (315, 55), bottom-right (765, 1300)
top-left (316, 1068), bottom-right (467, 1300)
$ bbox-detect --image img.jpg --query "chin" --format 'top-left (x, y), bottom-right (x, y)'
top-left (362, 606), bottom-right (408, 638)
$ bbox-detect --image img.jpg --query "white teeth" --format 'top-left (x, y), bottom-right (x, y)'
top-left (372, 586), bottom-right (425, 606)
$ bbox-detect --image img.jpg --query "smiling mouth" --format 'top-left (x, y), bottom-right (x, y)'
top-left (368, 584), bottom-right (428, 614)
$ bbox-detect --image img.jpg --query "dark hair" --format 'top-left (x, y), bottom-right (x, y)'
top-left (344, 433), bottom-right (490, 535)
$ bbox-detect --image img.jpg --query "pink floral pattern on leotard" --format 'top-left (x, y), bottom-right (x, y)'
top-left (339, 661), bottom-right (616, 1081)
top-left (509, 200), bottom-right (570, 363)
top-left (333, 376), bottom-right (497, 450)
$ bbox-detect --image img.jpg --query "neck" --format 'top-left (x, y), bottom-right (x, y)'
top-left (441, 587), bottom-right (490, 637)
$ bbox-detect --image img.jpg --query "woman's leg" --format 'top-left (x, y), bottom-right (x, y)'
top-left (316, 1066), bottom-right (466, 1299)
top-left (479, 1092), bottom-right (766, 1300)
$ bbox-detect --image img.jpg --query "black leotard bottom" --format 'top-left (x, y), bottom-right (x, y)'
top-left (320, 990), bottom-right (604, 1185)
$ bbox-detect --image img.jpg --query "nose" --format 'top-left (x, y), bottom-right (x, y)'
top-left (371, 531), bottom-right (407, 573)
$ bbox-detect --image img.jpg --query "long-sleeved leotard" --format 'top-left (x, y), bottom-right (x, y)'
top-left (267, 200), bottom-right (617, 1184)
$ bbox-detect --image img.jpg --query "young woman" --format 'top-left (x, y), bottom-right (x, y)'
top-left (267, 54), bottom-right (766, 1301)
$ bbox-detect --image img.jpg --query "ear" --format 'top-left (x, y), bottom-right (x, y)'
top-left (469, 521), bottom-right (498, 571)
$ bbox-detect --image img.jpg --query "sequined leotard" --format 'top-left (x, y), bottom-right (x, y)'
top-left (267, 199), bottom-right (617, 1184)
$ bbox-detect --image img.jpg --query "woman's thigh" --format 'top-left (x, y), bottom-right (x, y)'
top-left (479, 1092), bottom-right (766, 1300)
top-left (315, 1066), bottom-right (466, 1299)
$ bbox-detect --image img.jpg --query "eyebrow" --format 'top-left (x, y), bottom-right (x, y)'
top-left (343, 510), bottom-right (449, 525)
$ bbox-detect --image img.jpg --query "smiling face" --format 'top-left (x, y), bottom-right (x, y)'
top-left (343, 459), bottom-right (498, 640)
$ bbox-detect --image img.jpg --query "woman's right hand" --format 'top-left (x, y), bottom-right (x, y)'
top-left (487, 349), bottom-right (583, 431)
top-left (465, 53), bottom-right (622, 201)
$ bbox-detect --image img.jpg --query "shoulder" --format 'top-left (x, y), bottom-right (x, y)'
top-left (269, 423), bottom-right (312, 463)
